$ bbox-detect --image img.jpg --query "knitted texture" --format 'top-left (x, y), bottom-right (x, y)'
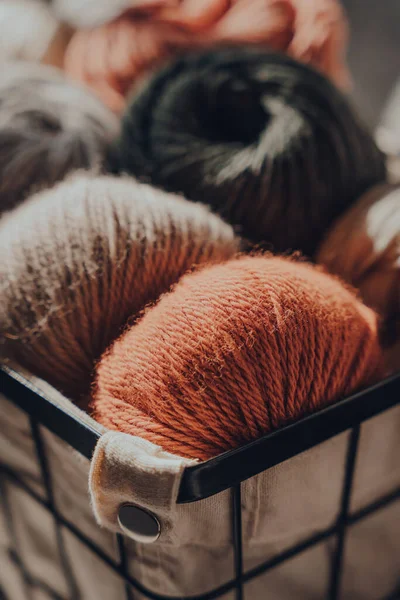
top-left (0, 175), bottom-right (238, 403)
top-left (93, 256), bottom-right (383, 460)
top-left (0, 0), bottom-right (59, 63)
top-left (317, 184), bottom-right (400, 328)
top-left (0, 62), bottom-right (119, 215)
top-left (114, 47), bottom-right (386, 255)
top-left (64, 0), bottom-right (350, 113)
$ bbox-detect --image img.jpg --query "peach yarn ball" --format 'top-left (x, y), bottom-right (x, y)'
top-left (65, 0), bottom-right (350, 112)
top-left (93, 256), bottom-right (383, 460)
top-left (0, 175), bottom-right (238, 403)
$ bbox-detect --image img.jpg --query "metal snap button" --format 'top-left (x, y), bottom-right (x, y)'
top-left (117, 504), bottom-right (161, 543)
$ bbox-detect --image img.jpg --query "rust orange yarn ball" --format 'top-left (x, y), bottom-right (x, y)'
top-left (93, 256), bottom-right (383, 460)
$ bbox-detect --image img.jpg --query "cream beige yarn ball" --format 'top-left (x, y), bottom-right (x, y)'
top-left (0, 175), bottom-right (238, 403)
top-left (0, 1), bottom-right (60, 63)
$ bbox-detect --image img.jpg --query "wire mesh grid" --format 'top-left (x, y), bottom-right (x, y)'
top-left (1, 368), bottom-right (400, 600)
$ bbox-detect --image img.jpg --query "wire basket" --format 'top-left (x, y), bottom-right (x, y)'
top-left (0, 365), bottom-right (399, 600)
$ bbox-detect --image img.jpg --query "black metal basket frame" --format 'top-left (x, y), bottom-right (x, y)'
top-left (1, 366), bottom-right (399, 600)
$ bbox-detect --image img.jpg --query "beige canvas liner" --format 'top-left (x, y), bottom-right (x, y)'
top-left (0, 368), bottom-right (399, 600)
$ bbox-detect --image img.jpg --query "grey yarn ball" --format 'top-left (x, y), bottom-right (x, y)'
top-left (0, 62), bottom-right (119, 214)
top-left (114, 47), bottom-right (387, 256)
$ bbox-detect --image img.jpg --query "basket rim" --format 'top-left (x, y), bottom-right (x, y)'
top-left (1, 365), bottom-right (399, 503)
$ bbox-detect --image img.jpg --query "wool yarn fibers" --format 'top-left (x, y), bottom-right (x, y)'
top-left (93, 256), bottom-right (383, 461)
top-left (0, 175), bottom-right (238, 402)
top-left (317, 184), bottom-right (400, 344)
top-left (0, 63), bottom-right (119, 214)
top-left (0, 0), bottom-right (59, 64)
top-left (115, 48), bottom-right (386, 255)
top-left (65, 0), bottom-right (350, 113)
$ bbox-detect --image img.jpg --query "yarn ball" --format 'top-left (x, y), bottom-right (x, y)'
top-left (65, 0), bottom-right (350, 113)
top-left (93, 256), bottom-right (383, 461)
top-left (0, 0), bottom-right (60, 63)
top-left (0, 62), bottom-right (119, 214)
top-left (114, 47), bottom-right (386, 255)
top-left (317, 184), bottom-right (400, 327)
top-left (0, 175), bottom-right (238, 403)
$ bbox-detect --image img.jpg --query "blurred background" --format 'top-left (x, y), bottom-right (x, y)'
top-left (345, 0), bottom-right (399, 126)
